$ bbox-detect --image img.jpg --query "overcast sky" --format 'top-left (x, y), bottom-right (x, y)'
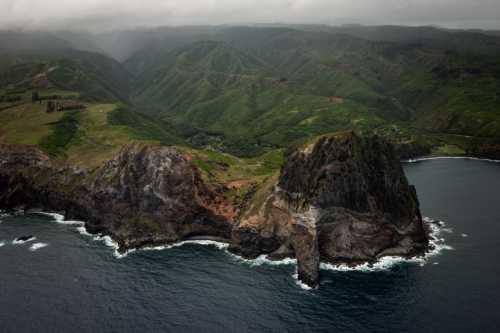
top-left (1, 0), bottom-right (499, 31)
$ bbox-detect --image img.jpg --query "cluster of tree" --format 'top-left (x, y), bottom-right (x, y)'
top-left (46, 100), bottom-right (85, 113)
top-left (5, 88), bottom-right (26, 95)
top-left (0, 95), bottom-right (22, 103)
top-left (32, 91), bottom-right (64, 103)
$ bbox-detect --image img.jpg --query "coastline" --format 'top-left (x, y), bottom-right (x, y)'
top-left (402, 155), bottom-right (500, 163)
top-left (2, 210), bottom-right (452, 290)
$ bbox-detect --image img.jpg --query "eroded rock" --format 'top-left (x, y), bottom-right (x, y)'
top-left (0, 133), bottom-right (428, 288)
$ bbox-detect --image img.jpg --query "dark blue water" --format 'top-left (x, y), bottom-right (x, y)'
top-left (1, 158), bottom-right (500, 333)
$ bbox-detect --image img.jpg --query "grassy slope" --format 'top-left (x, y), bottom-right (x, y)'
top-left (2, 26), bottom-right (500, 185)
top-left (0, 50), bottom-right (132, 103)
top-left (0, 92), bottom-right (153, 168)
top-left (0, 99), bottom-right (64, 145)
top-left (0, 88), bottom-right (282, 189)
top-left (132, 39), bottom-right (392, 155)
top-left (130, 29), bottom-right (500, 156)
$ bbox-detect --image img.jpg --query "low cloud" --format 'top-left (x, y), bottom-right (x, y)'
top-left (1, 0), bottom-right (499, 30)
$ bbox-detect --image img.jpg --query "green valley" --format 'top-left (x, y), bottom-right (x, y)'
top-left (1, 24), bottom-right (500, 178)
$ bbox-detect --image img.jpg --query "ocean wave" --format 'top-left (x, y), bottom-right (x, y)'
top-left (89, 234), bottom-right (126, 258)
top-left (0, 210), bottom-right (9, 223)
top-left (12, 236), bottom-right (36, 245)
top-left (36, 211), bottom-right (453, 289)
top-left (29, 242), bottom-right (48, 251)
top-left (228, 253), bottom-right (297, 267)
top-left (143, 240), bottom-right (230, 252)
top-left (76, 226), bottom-right (92, 236)
top-left (0, 241), bottom-right (5, 247)
top-left (320, 219), bottom-right (453, 273)
top-left (403, 156), bottom-right (500, 164)
top-left (33, 211), bottom-right (125, 257)
top-left (292, 272), bottom-right (314, 291)
top-left (37, 212), bottom-right (85, 226)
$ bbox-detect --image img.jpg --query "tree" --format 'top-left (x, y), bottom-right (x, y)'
top-left (31, 91), bottom-right (39, 103)
top-left (46, 101), bottom-right (56, 113)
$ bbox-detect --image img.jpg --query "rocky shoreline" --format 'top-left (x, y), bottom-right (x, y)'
top-left (0, 133), bottom-right (429, 288)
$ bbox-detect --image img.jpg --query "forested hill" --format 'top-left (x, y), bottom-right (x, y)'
top-left (1, 25), bottom-right (500, 157)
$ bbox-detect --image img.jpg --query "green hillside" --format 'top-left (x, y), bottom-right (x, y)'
top-left (1, 26), bottom-right (500, 161)
top-left (126, 27), bottom-right (500, 156)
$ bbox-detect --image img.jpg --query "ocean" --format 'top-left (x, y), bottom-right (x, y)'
top-left (1, 158), bottom-right (500, 332)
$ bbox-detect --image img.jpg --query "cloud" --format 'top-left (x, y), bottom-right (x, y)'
top-left (0, 0), bottom-right (499, 30)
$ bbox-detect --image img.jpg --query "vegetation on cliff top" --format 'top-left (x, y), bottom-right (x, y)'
top-left (1, 25), bottom-right (499, 177)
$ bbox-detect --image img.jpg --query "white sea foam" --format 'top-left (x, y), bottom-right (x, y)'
top-left (229, 253), bottom-right (297, 267)
top-left (76, 226), bottom-right (92, 236)
top-left (33, 211), bottom-right (125, 257)
top-left (0, 210), bottom-right (9, 223)
top-left (292, 273), bottom-right (314, 291)
top-left (320, 218), bottom-right (453, 273)
top-left (441, 228), bottom-right (453, 234)
top-left (403, 156), bottom-right (500, 164)
top-left (37, 212), bottom-right (85, 226)
top-left (461, 233), bottom-right (468, 238)
top-left (143, 240), bottom-right (230, 252)
top-left (0, 241), bottom-right (5, 247)
top-left (29, 242), bottom-right (48, 251)
top-left (31, 210), bottom-right (453, 290)
top-left (91, 234), bottom-right (123, 258)
top-left (142, 240), bottom-right (298, 268)
top-left (12, 236), bottom-right (36, 245)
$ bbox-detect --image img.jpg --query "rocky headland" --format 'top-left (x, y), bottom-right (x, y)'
top-left (0, 132), bottom-right (429, 288)
top-left (467, 140), bottom-right (500, 161)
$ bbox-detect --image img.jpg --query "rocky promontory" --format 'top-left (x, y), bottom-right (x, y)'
top-left (0, 144), bottom-right (236, 249)
top-left (231, 133), bottom-right (428, 286)
top-left (0, 133), bottom-right (428, 288)
top-left (466, 140), bottom-right (500, 160)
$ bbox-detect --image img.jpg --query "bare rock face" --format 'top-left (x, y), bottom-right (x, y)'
top-left (87, 145), bottom-right (236, 248)
top-left (0, 144), bottom-right (236, 250)
top-left (231, 132), bottom-right (428, 287)
top-left (467, 140), bottom-right (500, 160)
top-left (0, 133), bottom-right (428, 288)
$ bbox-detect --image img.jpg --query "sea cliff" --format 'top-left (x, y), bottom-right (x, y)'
top-left (0, 133), bottom-right (428, 287)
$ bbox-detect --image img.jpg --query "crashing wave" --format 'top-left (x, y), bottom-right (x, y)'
top-left (37, 212), bottom-right (85, 226)
top-left (0, 210), bottom-right (9, 223)
top-left (320, 218), bottom-right (453, 272)
top-left (29, 242), bottom-right (48, 251)
top-left (229, 253), bottom-right (297, 267)
top-left (143, 240), bottom-right (230, 252)
top-left (12, 236), bottom-right (36, 245)
top-left (0, 241), bottom-right (5, 247)
top-left (292, 272), bottom-right (314, 291)
top-left (37, 211), bottom-right (453, 289)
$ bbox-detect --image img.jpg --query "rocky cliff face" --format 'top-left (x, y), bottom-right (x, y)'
top-left (0, 133), bottom-right (428, 288)
top-left (231, 133), bottom-right (428, 287)
top-left (0, 144), bottom-right (236, 250)
top-left (394, 141), bottom-right (431, 160)
top-left (467, 140), bottom-right (500, 160)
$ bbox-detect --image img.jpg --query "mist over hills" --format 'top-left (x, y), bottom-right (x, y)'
top-left (1, 24), bottom-right (500, 157)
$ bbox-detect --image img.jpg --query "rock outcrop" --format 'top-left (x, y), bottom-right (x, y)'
top-left (231, 132), bottom-right (428, 287)
top-left (0, 144), bottom-right (236, 250)
top-left (467, 140), bottom-right (500, 160)
top-left (394, 141), bottom-right (431, 160)
top-left (0, 133), bottom-right (428, 288)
